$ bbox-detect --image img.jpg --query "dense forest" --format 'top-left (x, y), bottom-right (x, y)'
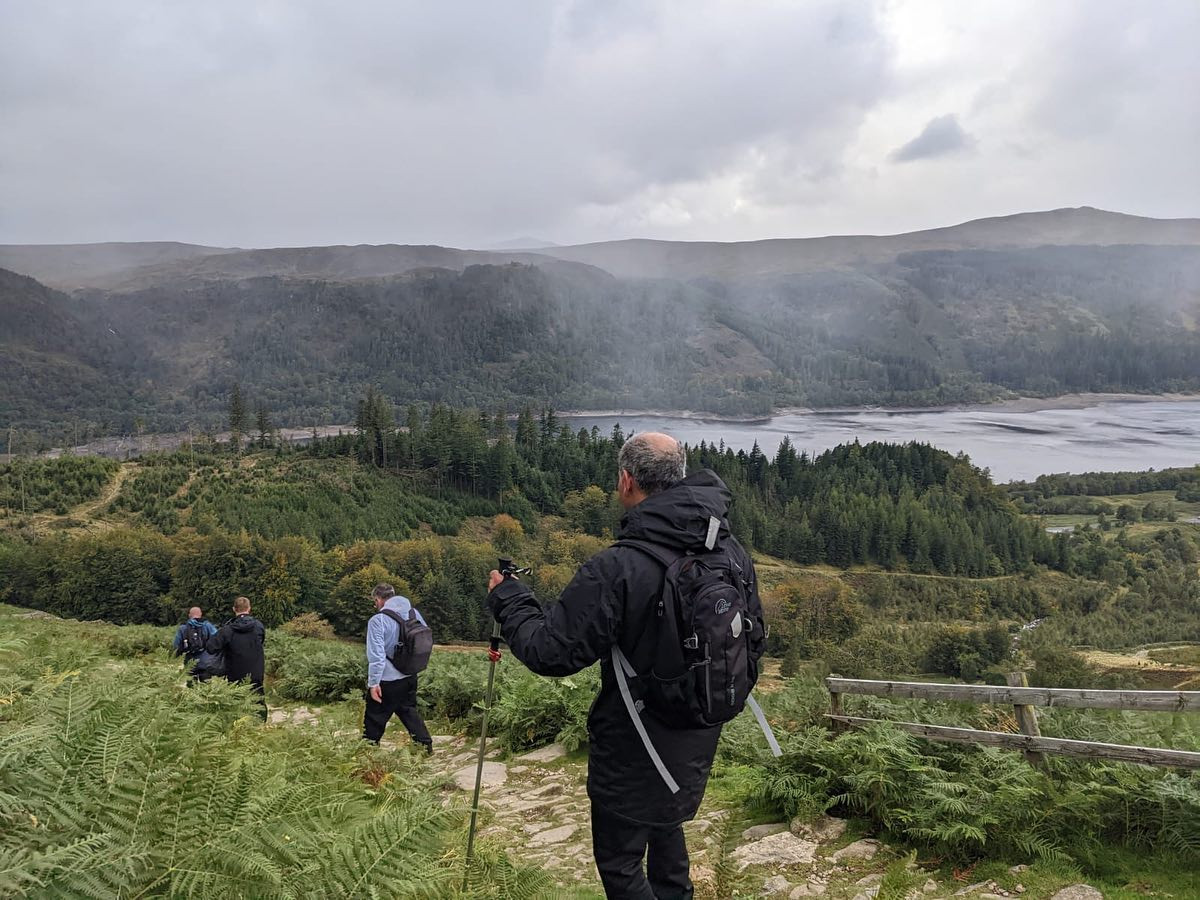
top-left (3, 402), bottom-right (1197, 674)
top-left (3, 240), bottom-right (1199, 445)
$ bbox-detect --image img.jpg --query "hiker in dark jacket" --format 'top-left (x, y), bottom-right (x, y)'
top-left (206, 596), bottom-right (267, 720)
top-left (487, 433), bottom-right (766, 899)
top-left (172, 606), bottom-right (217, 662)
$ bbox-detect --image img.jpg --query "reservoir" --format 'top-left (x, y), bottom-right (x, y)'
top-left (567, 398), bottom-right (1200, 482)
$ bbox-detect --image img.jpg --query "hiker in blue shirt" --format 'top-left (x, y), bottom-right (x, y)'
top-left (363, 583), bottom-right (433, 753)
top-left (172, 607), bottom-right (218, 662)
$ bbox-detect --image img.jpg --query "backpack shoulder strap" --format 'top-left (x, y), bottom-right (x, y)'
top-left (611, 646), bottom-right (680, 794)
top-left (612, 538), bottom-right (683, 569)
top-left (745, 694), bottom-right (783, 757)
top-left (378, 608), bottom-right (407, 626)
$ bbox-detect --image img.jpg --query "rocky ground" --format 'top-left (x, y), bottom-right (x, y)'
top-left (268, 706), bottom-right (1111, 899)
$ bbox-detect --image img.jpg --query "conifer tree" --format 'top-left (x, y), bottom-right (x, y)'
top-left (228, 383), bottom-right (248, 454)
top-left (255, 402), bottom-right (272, 448)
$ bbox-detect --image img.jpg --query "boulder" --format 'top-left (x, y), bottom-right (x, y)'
top-left (731, 832), bottom-right (818, 870)
top-left (762, 875), bottom-right (793, 895)
top-left (1050, 887), bottom-right (1104, 900)
top-left (743, 822), bottom-right (790, 841)
top-left (831, 839), bottom-right (880, 862)
top-left (452, 761), bottom-right (507, 791)
top-left (791, 815), bottom-right (848, 842)
top-left (954, 883), bottom-right (990, 897)
top-left (954, 884), bottom-right (990, 897)
top-left (519, 743), bottom-right (568, 764)
top-left (529, 824), bottom-right (577, 846)
top-left (789, 884), bottom-right (827, 899)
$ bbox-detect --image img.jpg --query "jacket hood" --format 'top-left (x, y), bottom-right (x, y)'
top-left (230, 614), bottom-right (260, 633)
top-left (618, 468), bottom-right (733, 551)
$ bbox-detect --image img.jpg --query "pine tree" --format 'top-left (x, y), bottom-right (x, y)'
top-left (255, 402), bottom-right (272, 448)
top-left (228, 383), bottom-right (248, 454)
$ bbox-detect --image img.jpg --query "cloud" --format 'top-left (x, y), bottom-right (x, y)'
top-left (889, 114), bottom-right (974, 163)
top-left (0, 0), bottom-right (1196, 246)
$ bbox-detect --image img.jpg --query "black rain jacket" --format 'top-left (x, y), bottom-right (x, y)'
top-left (207, 614), bottom-right (266, 687)
top-left (487, 469), bottom-right (766, 827)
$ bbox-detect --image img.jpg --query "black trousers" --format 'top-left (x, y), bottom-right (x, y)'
top-left (363, 676), bottom-right (432, 747)
top-left (591, 805), bottom-right (692, 900)
top-left (227, 675), bottom-right (268, 721)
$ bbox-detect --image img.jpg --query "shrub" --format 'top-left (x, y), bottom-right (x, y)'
top-left (281, 611), bottom-right (337, 640)
top-left (743, 724), bottom-right (1200, 866)
top-left (323, 563), bottom-right (402, 637)
top-left (491, 514), bottom-right (525, 554)
top-left (489, 667), bottom-right (597, 752)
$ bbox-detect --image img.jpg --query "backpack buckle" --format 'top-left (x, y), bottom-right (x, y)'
top-left (683, 634), bottom-right (700, 650)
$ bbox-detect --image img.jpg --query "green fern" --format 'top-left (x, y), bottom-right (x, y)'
top-left (0, 620), bottom-right (550, 900)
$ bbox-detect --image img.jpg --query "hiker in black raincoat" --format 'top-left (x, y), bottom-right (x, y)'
top-left (206, 595), bottom-right (267, 720)
top-left (487, 433), bottom-right (766, 899)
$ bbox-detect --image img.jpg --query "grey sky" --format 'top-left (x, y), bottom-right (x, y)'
top-left (1, 0), bottom-right (1196, 248)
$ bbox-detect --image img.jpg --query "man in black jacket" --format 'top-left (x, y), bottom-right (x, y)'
top-left (487, 433), bottom-right (765, 899)
top-left (206, 596), bottom-right (267, 720)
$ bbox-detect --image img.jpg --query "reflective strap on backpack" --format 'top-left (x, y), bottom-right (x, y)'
top-left (611, 646), bottom-right (680, 795)
top-left (745, 694), bottom-right (782, 757)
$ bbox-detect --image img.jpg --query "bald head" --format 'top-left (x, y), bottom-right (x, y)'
top-left (617, 432), bottom-right (686, 508)
top-left (188, 606), bottom-right (202, 620)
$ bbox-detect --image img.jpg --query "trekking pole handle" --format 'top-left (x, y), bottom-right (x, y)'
top-left (492, 557), bottom-right (528, 652)
top-left (497, 556), bottom-right (530, 579)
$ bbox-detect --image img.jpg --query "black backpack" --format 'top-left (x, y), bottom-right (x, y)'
top-left (180, 622), bottom-right (208, 659)
top-left (380, 608), bottom-right (433, 676)
top-left (610, 521), bottom-right (781, 794)
top-left (615, 536), bottom-right (761, 728)
top-left (190, 647), bottom-right (226, 681)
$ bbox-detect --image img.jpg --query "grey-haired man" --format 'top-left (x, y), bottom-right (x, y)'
top-left (363, 583), bottom-right (433, 753)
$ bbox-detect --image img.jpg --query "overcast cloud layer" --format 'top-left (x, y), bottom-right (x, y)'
top-left (1, 0), bottom-right (1196, 247)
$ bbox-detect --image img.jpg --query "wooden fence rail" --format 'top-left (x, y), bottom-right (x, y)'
top-left (825, 675), bottom-right (1200, 770)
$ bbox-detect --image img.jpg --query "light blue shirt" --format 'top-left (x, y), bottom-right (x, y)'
top-left (366, 595), bottom-right (428, 687)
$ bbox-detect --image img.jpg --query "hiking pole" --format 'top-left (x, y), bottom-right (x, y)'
top-left (464, 556), bottom-right (529, 888)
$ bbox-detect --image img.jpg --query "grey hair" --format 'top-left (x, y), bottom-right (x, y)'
top-left (618, 433), bottom-right (686, 495)
top-left (372, 583), bottom-right (395, 600)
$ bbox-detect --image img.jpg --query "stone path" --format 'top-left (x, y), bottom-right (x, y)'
top-left (429, 737), bottom-right (598, 887)
top-left (266, 709), bottom-right (1109, 900)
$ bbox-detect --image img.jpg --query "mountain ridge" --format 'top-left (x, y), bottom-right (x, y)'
top-left (4, 206), bottom-right (1197, 289)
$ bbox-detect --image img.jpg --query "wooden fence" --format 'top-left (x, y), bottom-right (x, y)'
top-left (826, 674), bottom-right (1200, 769)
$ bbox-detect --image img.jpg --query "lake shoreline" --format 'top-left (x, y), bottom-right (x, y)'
top-left (561, 391), bottom-right (1200, 425)
top-left (24, 391), bottom-right (1200, 463)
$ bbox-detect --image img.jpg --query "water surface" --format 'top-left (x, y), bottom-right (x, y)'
top-left (568, 399), bottom-right (1200, 482)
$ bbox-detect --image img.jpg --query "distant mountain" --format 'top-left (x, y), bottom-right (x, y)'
top-left (0, 268), bottom-right (151, 430)
top-left (0, 241), bottom-right (237, 291)
top-left (486, 237), bottom-right (560, 250)
top-left (5, 207), bottom-right (1197, 291)
top-left (2, 207), bottom-right (1198, 441)
top-left (535, 207), bottom-right (1200, 278)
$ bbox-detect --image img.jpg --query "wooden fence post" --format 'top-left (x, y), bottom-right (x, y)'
top-left (1007, 671), bottom-right (1045, 766)
top-left (829, 675), bottom-right (845, 734)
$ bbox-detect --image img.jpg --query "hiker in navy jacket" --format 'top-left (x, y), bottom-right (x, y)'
top-left (363, 583), bottom-right (433, 753)
top-left (172, 607), bottom-right (217, 661)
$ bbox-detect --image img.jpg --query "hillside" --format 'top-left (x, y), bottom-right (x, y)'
top-left (0, 241), bottom-right (238, 290)
top-left (6, 207), bottom-right (1197, 288)
top-left (535, 207), bottom-right (1200, 279)
top-left (2, 208), bottom-right (1199, 440)
top-left (2, 430), bottom-right (1198, 897)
